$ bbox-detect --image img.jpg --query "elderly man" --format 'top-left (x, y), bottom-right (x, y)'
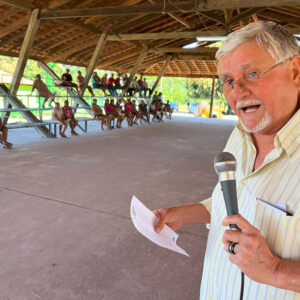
top-left (154, 22), bottom-right (300, 299)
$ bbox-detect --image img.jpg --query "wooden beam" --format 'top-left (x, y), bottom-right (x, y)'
top-left (198, 12), bottom-right (226, 25)
top-left (176, 55), bottom-right (216, 60)
top-left (227, 7), bottom-right (266, 26)
top-left (209, 77), bottom-right (216, 118)
top-left (258, 10), bottom-right (300, 27)
top-left (167, 12), bottom-right (193, 29)
top-left (2, 8), bottom-right (40, 126)
top-left (147, 0), bottom-right (192, 29)
top-left (106, 31), bottom-right (226, 41)
top-left (156, 47), bottom-right (218, 54)
top-left (120, 46), bottom-right (148, 96)
top-left (10, 9), bottom-right (40, 96)
top-left (40, 1), bottom-right (300, 19)
top-left (80, 31), bottom-right (107, 96)
top-left (149, 55), bottom-right (171, 96)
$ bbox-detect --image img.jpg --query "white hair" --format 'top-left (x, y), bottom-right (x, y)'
top-left (216, 21), bottom-right (299, 63)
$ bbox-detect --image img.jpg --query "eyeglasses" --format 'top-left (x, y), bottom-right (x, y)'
top-left (221, 60), bottom-right (288, 91)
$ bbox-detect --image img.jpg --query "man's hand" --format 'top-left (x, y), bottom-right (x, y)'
top-left (154, 203), bottom-right (211, 234)
top-left (153, 207), bottom-right (183, 233)
top-left (222, 215), bottom-right (281, 285)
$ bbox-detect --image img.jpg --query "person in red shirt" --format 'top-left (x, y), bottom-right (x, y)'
top-left (62, 100), bottom-right (78, 136)
top-left (107, 73), bottom-right (117, 96)
top-left (124, 98), bottom-right (134, 126)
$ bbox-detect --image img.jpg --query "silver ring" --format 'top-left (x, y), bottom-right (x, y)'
top-left (228, 242), bottom-right (238, 254)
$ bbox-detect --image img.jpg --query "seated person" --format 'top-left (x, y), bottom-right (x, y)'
top-left (131, 100), bottom-right (140, 124)
top-left (107, 73), bottom-right (117, 96)
top-left (115, 74), bottom-right (123, 92)
top-left (129, 76), bottom-right (138, 96)
top-left (149, 99), bottom-right (158, 122)
top-left (0, 118), bottom-right (12, 149)
top-left (52, 102), bottom-right (68, 138)
top-left (104, 98), bottom-right (114, 129)
top-left (62, 100), bottom-right (78, 136)
top-left (92, 72), bottom-right (101, 90)
top-left (156, 99), bottom-right (164, 121)
top-left (138, 100), bottom-right (150, 123)
top-left (124, 99), bottom-right (134, 126)
top-left (59, 69), bottom-right (79, 93)
top-left (142, 78), bottom-right (151, 97)
top-left (76, 71), bottom-right (94, 97)
top-left (100, 74), bottom-right (108, 96)
top-left (114, 99), bottom-right (125, 128)
top-left (152, 91), bottom-right (159, 101)
top-left (31, 74), bottom-right (55, 108)
top-left (163, 100), bottom-right (173, 119)
top-left (137, 76), bottom-right (144, 97)
top-left (91, 99), bottom-right (108, 130)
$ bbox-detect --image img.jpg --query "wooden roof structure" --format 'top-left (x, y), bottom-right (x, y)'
top-left (0, 0), bottom-right (299, 79)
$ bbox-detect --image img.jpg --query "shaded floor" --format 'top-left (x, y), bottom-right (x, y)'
top-left (0, 116), bottom-right (234, 300)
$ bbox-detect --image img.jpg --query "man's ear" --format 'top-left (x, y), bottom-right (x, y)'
top-left (291, 55), bottom-right (300, 88)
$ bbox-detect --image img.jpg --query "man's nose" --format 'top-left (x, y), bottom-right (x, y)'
top-left (232, 78), bottom-right (251, 99)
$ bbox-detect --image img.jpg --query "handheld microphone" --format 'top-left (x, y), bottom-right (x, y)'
top-left (214, 152), bottom-right (239, 230)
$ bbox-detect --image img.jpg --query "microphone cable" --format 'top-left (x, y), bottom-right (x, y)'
top-left (240, 271), bottom-right (245, 300)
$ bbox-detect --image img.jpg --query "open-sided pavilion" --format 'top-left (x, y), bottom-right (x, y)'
top-left (0, 0), bottom-right (299, 137)
top-left (0, 1), bottom-right (300, 299)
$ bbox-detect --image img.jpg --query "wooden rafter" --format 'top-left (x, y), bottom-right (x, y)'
top-left (40, 1), bottom-right (300, 19)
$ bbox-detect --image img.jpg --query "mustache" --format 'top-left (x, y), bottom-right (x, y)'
top-left (236, 99), bottom-right (263, 109)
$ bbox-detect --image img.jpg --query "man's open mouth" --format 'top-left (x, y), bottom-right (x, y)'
top-left (241, 104), bottom-right (261, 113)
top-left (236, 100), bottom-right (262, 114)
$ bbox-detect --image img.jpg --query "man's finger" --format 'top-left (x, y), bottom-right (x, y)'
top-left (154, 217), bottom-right (166, 233)
top-left (222, 229), bottom-right (242, 244)
top-left (222, 214), bottom-right (257, 233)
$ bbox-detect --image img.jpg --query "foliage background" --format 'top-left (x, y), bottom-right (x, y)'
top-left (0, 55), bottom-right (226, 105)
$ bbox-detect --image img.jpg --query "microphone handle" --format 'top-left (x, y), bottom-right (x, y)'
top-left (220, 180), bottom-right (239, 230)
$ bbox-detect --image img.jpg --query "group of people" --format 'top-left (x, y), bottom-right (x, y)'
top-left (90, 97), bottom-right (173, 131)
top-left (31, 70), bottom-right (153, 108)
top-left (49, 97), bottom-right (173, 138)
top-left (90, 72), bottom-right (151, 97)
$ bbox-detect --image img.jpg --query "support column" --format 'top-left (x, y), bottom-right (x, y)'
top-left (149, 55), bottom-right (171, 97)
top-left (209, 77), bottom-right (216, 118)
top-left (120, 45), bottom-right (149, 97)
top-left (80, 31), bottom-right (107, 96)
top-left (2, 8), bottom-right (40, 125)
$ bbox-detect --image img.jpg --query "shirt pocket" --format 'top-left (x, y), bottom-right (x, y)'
top-left (254, 199), bottom-right (300, 259)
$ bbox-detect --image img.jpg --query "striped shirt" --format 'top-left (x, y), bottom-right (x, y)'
top-left (200, 109), bottom-right (300, 300)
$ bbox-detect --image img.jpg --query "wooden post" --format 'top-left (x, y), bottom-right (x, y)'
top-left (2, 8), bottom-right (40, 125)
top-left (79, 31), bottom-right (107, 96)
top-left (209, 77), bottom-right (216, 118)
top-left (120, 45), bottom-right (148, 97)
top-left (149, 55), bottom-right (171, 97)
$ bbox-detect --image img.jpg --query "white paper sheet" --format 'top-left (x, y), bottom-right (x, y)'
top-left (130, 195), bottom-right (189, 257)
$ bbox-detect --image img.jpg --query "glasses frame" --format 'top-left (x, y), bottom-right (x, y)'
top-left (221, 59), bottom-right (289, 92)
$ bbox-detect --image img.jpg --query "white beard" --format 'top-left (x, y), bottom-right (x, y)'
top-left (240, 111), bottom-right (272, 133)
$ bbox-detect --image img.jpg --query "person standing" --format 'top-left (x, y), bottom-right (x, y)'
top-left (31, 74), bottom-right (55, 107)
top-left (154, 22), bottom-right (300, 299)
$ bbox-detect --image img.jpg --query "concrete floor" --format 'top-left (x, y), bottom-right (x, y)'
top-left (0, 115), bottom-right (234, 300)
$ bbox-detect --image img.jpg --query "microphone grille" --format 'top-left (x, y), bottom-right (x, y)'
top-left (214, 152), bottom-right (236, 173)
